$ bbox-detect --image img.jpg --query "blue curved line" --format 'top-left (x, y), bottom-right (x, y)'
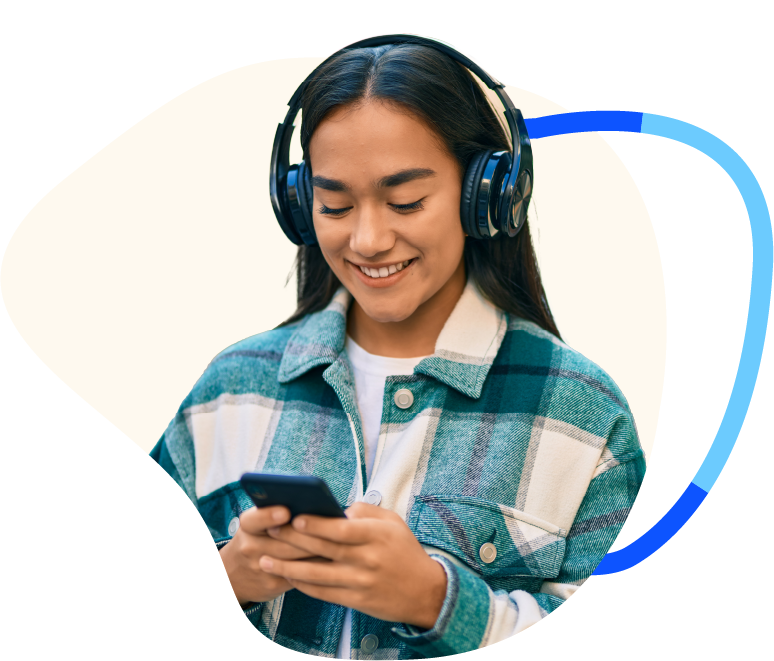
top-left (593, 483), bottom-right (707, 575)
top-left (525, 111), bottom-right (772, 574)
top-left (640, 114), bottom-right (772, 492)
top-left (525, 111), bottom-right (643, 138)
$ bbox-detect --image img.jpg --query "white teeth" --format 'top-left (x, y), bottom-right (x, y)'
top-left (358, 260), bottom-right (412, 278)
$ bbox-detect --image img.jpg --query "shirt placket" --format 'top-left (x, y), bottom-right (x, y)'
top-left (350, 375), bottom-right (423, 659)
top-left (322, 356), bottom-right (368, 500)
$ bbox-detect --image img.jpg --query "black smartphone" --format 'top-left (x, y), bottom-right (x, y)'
top-left (240, 473), bottom-right (347, 519)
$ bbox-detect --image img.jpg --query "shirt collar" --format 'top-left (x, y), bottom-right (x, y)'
top-left (278, 280), bottom-right (507, 399)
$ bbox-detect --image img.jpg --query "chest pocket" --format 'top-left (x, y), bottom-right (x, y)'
top-left (407, 495), bottom-right (567, 580)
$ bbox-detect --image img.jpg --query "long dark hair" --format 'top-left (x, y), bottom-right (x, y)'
top-left (281, 42), bottom-right (561, 339)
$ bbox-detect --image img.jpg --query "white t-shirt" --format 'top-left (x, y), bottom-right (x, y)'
top-left (335, 336), bottom-right (429, 659)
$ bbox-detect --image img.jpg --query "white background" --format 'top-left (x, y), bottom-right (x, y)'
top-left (1, 1), bottom-right (772, 659)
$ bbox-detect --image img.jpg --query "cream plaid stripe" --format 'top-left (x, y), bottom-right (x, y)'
top-left (152, 280), bottom-right (645, 658)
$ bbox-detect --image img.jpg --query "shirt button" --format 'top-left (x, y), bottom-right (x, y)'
top-left (364, 490), bottom-right (382, 506)
top-left (228, 516), bottom-right (240, 536)
top-left (394, 388), bottom-right (414, 409)
top-left (360, 634), bottom-right (379, 654)
top-left (479, 542), bottom-right (497, 563)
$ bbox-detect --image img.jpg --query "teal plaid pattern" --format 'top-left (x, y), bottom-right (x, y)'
top-left (151, 281), bottom-right (645, 658)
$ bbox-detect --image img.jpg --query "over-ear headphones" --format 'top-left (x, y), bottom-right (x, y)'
top-left (269, 34), bottom-right (533, 246)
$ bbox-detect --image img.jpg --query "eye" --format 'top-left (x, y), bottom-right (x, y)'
top-left (390, 198), bottom-right (425, 213)
top-left (317, 204), bottom-right (352, 216)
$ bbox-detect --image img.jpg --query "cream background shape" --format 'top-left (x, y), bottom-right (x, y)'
top-left (1, 58), bottom-right (665, 460)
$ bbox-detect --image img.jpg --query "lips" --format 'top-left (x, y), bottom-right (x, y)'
top-left (358, 260), bottom-right (412, 279)
top-left (348, 258), bottom-right (416, 287)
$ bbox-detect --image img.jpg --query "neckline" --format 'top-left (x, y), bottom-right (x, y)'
top-left (345, 335), bottom-right (431, 376)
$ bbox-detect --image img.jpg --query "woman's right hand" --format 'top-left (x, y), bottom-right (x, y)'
top-left (219, 505), bottom-right (318, 607)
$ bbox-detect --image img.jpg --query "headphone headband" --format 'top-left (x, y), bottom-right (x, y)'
top-left (270, 34), bottom-right (533, 245)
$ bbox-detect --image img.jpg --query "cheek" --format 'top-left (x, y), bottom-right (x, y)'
top-left (313, 220), bottom-right (354, 284)
top-left (421, 200), bottom-right (466, 264)
top-left (434, 233), bottom-right (466, 280)
top-left (313, 219), bottom-right (348, 256)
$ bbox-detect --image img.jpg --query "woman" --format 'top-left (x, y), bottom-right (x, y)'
top-left (151, 37), bottom-right (645, 658)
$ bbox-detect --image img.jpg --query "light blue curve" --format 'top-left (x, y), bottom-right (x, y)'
top-left (524, 111), bottom-right (772, 573)
top-left (640, 114), bottom-right (772, 492)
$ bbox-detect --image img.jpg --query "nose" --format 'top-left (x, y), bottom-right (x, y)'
top-left (349, 204), bottom-right (396, 258)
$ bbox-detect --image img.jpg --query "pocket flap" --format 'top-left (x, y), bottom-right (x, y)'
top-left (408, 495), bottom-right (567, 579)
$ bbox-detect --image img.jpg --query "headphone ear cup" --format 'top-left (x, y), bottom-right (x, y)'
top-left (502, 169), bottom-right (532, 237)
top-left (294, 161), bottom-right (317, 245)
top-left (273, 165), bottom-right (303, 245)
top-left (302, 162), bottom-right (315, 225)
top-left (276, 187), bottom-right (304, 245)
top-left (460, 150), bottom-right (495, 239)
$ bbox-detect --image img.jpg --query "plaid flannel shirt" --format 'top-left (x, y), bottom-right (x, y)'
top-left (151, 280), bottom-right (645, 658)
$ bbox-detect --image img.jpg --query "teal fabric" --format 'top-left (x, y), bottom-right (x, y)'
top-left (407, 496), bottom-right (566, 580)
top-left (392, 555), bottom-right (494, 656)
top-left (151, 286), bottom-right (645, 658)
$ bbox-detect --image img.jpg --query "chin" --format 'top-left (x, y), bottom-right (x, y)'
top-left (357, 298), bottom-right (417, 324)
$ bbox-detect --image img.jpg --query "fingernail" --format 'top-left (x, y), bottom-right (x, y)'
top-left (272, 508), bottom-right (286, 522)
top-left (260, 556), bottom-right (273, 571)
top-left (293, 517), bottom-right (306, 530)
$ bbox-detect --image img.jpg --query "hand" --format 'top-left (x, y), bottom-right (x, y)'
top-left (219, 505), bottom-right (322, 607)
top-left (262, 503), bottom-right (448, 629)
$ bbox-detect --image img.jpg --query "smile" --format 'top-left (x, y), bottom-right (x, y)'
top-left (358, 260), bottom-right (413, 279)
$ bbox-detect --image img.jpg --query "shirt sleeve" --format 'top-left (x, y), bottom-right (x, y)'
top-left (391, 453), bottom-right (646, 657)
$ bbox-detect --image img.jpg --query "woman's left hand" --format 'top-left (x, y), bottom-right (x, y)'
top-left (262, 502), bottom-right (447, 629)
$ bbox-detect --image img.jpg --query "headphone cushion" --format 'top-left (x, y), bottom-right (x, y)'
top-left (460, 150), bottom-right (495, 239)
top-left (295, 160), bottom-right (317, 244)
top-left (302, 162), bottom-right (315, 224)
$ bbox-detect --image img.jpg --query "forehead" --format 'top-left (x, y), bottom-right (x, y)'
top-left (308, 101), bottom-right (456, 178)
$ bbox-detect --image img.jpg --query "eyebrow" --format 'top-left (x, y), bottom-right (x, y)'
top-left (310, 168), bottom-right (436, 192)
top-left (310, 175), bottom-right (348, 192)
top-left (377, 168), bottom-right (436, 188)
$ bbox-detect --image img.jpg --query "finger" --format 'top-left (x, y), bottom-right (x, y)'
top-left (286, 581), bottom-right (360, 610)
top-left (289, 514), bottom-right (376, 545)
top-left (254, 536), bottom-right (322, 561)
top-left (266, 524), bottom-right (354, 562)
top-left (259, 556), bottom-right (363, 588)
top-left (239, 506), bottom-right (291, 535)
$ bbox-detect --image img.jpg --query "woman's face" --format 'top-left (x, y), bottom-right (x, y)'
top-left (308, 101), bottom-right (466, 324)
